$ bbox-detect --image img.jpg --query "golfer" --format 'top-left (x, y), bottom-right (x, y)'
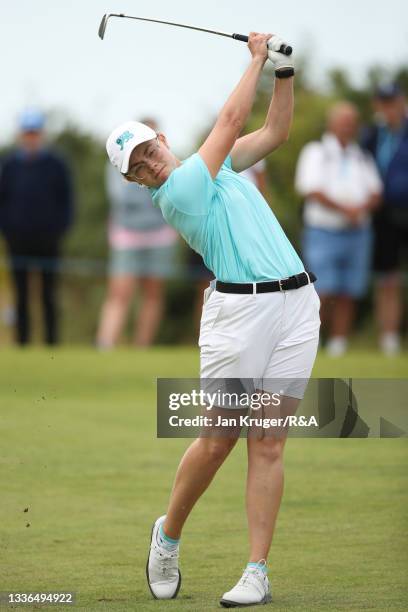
top-left (106, 33), bottom-right (320, 607)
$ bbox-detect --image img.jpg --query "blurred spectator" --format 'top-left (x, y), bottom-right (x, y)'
top-left (0, 109), bottom-right (73, 345)
top-left (361, 84), bottom-right (408, 355)
top-left (295, 102), bottom-right (382, 356)
top-left (96, 119), bottom-right (178, 348)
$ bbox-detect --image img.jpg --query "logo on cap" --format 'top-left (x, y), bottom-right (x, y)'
top-left (116, 130), bottom-right (134, 151)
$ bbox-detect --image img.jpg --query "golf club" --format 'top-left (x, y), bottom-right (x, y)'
top-left (98, 13), bottom-right (293, 56)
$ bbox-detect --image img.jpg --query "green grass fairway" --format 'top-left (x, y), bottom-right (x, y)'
top-left (1, 348), bottom-right (407, 611)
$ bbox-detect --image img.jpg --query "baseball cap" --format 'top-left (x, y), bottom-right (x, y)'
top-left (374, 82), bottom-right (402, 100)
top-left (106, 121), bottom-right (157, 174)
top-left (19, 108), bottom-right (45, 132)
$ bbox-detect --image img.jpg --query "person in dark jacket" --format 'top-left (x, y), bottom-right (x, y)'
top-left (361, 84), bottom-right (408, 354)
top-left (0, 109), bottom-right (73, 345)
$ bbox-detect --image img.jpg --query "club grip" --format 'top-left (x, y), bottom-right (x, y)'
top-left (232, 33), bottom-right (293, 56)
top-left (232, 33), bottom-right (249, 43)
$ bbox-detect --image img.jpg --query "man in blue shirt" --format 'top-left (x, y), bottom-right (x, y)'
top-left (361, 83), bottom-right (408, 354)
top-left (107, 33), bottom-right (320, 607)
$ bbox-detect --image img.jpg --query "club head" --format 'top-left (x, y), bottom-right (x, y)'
top-left (98, 14), bottom-right (109, 40)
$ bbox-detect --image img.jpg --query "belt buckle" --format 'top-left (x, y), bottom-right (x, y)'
top-left (278, 279), bottom-right (284, 292)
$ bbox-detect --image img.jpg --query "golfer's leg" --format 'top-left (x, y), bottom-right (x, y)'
top-left (246, 284), bottom-right (320, 561)
top-left (246, 396), bottom-right (298, 561)
top-left (163, 435), bottom-right (238, 540)
top-left (164, 288), bottom-right (244, 537)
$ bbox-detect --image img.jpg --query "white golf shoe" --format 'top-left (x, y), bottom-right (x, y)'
top-left (146, 515), bottom-right (181, 599)
top-left (220, 564), bottom-right (272, 608)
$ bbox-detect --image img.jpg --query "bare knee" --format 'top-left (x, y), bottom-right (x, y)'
top-left (198, 437), bottom-right (237, 464)
top-left (249, 437), bottom-right (285, 463)
top-left (107, 277), bottom-right (135, 304)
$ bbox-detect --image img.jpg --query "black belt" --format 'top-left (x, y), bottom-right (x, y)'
top-left (215, 271), bottom-right (316, 294)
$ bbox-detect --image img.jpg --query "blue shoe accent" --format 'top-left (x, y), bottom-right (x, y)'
top-left (247, 561), bottom-right (268, 573)
top-left (156, 522), bottom-right (180, 552)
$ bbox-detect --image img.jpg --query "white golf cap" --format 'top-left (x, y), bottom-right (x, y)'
top-left (106, 120), bottom-right (157, 174)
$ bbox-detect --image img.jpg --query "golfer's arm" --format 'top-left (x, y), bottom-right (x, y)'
top-left (230, 77), bottom-right (294, 172)
top-left (199, 57), bottom-right (264, 179)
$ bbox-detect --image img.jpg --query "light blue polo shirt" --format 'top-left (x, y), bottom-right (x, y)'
top-left (150, 153), bottom-right (304, 283)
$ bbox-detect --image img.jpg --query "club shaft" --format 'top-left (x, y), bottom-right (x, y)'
top-left (109, 13), bottom-right (233, 39)
top-left (100, 13), bottom-right (293, 55)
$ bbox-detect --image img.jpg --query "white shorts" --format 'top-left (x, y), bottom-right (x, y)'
top-left (199, 282), bottom-right (321, 400)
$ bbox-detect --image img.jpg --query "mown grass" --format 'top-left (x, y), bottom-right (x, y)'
top-left (0, 348), bottom-right (407, 610)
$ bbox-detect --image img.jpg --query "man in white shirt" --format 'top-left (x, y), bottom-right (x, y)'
top-left (295, 102), bottom-right (382, 355)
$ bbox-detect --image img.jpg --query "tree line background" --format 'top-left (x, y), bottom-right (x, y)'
top-left (1, 62), bottom-right (407, 344)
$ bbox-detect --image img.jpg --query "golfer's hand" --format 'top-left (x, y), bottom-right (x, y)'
top-left (268, 35), bottom-right (294, 72)
top-left (248, 32), bottom-right (272, 64)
